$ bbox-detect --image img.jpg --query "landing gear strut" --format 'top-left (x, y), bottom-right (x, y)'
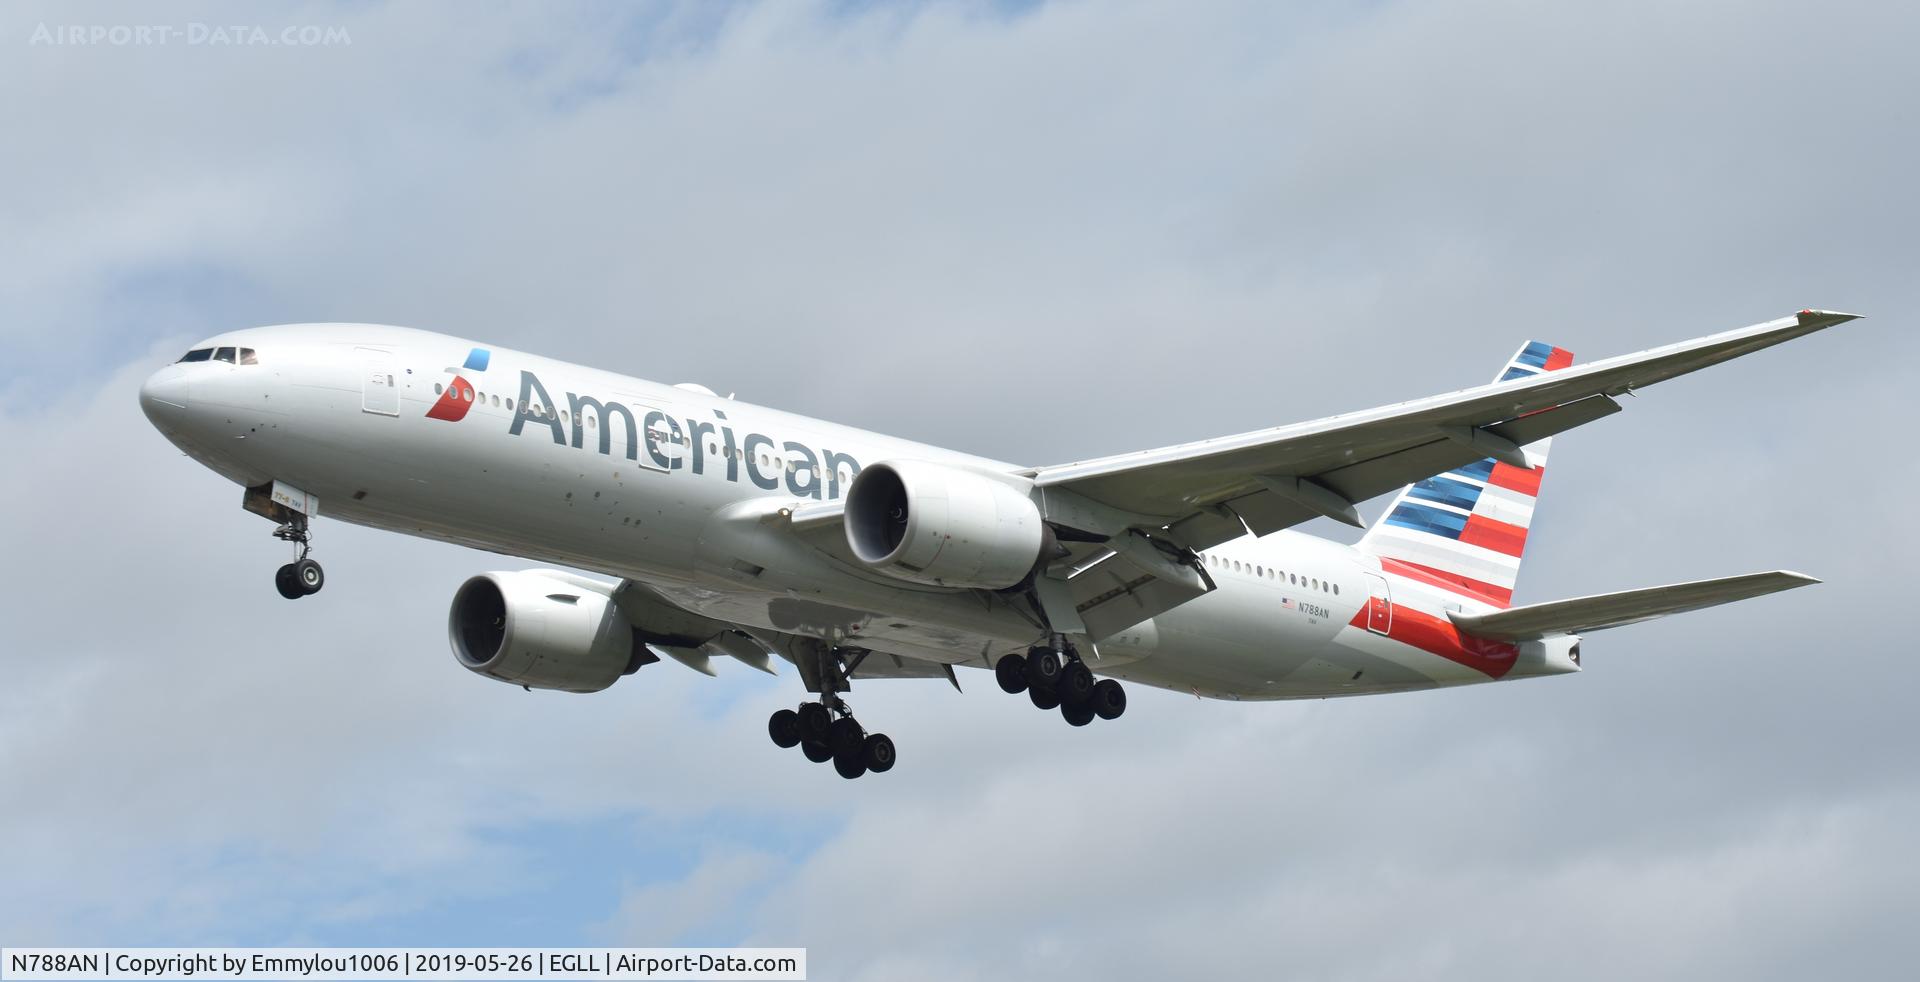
top-left (994, 636), bottom-right (1126, 726)
top-left (271, 516), bottom-right (324, 599)
top-left (767, 646), bottom-right (896, 779)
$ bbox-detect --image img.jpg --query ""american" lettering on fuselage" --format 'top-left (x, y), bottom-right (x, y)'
top-left (508, 370), bottom-right (863, 499)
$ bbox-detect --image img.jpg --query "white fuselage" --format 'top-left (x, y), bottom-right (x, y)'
top-left (140, 324), bottom-right (1578, 700)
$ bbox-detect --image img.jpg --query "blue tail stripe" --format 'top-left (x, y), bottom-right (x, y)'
top-left (1407, 476), bottom-right (1483, 511)
top-left (1452, 458), bottom-right (1496, 482)
top-left (1385, 502), bottom-right (1468, 538)
top-left (1515, 340), bottom-right (1554, 369)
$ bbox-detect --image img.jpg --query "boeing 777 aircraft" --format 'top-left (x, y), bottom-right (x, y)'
top-left (140, 310), bottom-right (1855, 779)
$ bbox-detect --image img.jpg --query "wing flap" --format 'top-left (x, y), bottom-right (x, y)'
top-left (1448, 570), bottom-right (1820, 642)
top-left (1066, 547), bottom-right (1215, 640)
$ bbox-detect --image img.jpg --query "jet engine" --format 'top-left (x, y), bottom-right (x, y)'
top-left (448, 570), bottom-right (646, 692)
top-left (843, 460), bottom-right (1045, 590)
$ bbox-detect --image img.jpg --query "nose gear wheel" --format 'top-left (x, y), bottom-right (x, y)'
top-left (270, 516), bottom-right (324, 598)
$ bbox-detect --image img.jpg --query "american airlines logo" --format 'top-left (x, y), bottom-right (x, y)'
top-left (425, 348), bottom-right (489, 423)
top-left (428, 350), bottom-right (863, 500)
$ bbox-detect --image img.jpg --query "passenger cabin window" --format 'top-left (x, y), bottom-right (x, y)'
top-left (214, 347), bottom-right (236, 363)
top-left (177, 348), bottom-right (214, 363)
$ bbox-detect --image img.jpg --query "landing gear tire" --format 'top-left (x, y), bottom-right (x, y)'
top-left (768, 709), bottom-right (801, 749)
top-left (1061, 701), bottom-right (1096, 727)
top-left (274, 564), bottom-right (303, 600)
top-left (1029, 685), bottom-right (1061, 711)
top-left (1026, 647), bottom-right (1062, 688)
top-left (292, 558), bottom-right (324, 596)
top-left (862, 733), bottom-right (896, 773)
top-left (796, 702), bottom-right (832, 745)
top-left (995, 654), bottom-right (1030, 694)
top-left (790, 646), bottom-right (900, 778)
top-left (833, 751), bottom-right (868, 780)
top-left (828, 716), bottom-right (866, 758)
top-left (1057, 661), bottom-right (1095, 706)
top-left (1090, 679), bottom-right (1127, 720)
top-left (271, 517), bottom-right (322, 597)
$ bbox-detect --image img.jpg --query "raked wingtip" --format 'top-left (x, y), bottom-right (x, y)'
top-left (1795, 309), bottom-right (1863, 328)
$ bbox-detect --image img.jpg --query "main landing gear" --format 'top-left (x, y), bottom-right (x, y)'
top-left (994, 639), bottom-right (1126, 727)
top-left (768, 694), bottom-right (896, 780)
top-left (767, 646), bottom-right (895, 780)
top-left (271, 516), bottom-right (325, 600)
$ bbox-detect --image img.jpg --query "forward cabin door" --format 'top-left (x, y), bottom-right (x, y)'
top-left (359, 347), bottom-right (400, 416)
top-left (1364, 572), bottom-right (1392, 636)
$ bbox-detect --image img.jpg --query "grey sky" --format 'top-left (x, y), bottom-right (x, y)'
top-left (2, 1), bottom-right (1915, 978)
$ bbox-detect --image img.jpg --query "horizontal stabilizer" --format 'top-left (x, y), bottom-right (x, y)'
top-left (1448, 570), bottom-right (1820, 641)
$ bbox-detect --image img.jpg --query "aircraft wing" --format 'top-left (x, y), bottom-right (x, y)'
top-left (1030, 310), bottom-right (1854, 638)
top-left (1030, 310), bottom-right (1857, 553)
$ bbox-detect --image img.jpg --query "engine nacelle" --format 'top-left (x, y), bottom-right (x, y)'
top-left (843, 460), bottom-right (1045, 590)
top-left (448, 570), bottom-right (642, 693)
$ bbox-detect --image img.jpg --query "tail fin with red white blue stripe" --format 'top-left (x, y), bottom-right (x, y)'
top-left (1356, 341), bottom-right (1575, 608)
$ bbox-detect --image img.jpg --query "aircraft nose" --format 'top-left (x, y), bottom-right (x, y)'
top-left (139, 365), bottom-right (191, 426)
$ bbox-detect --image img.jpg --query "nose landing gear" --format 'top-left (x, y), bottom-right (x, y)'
top-left (995, 638), bottom-right (1126, 727)
top-left (271, 517), bottom-right (324, 599)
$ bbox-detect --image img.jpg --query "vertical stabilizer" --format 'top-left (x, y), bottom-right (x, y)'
top-left (1356, 341), bottom-right (1574, 607)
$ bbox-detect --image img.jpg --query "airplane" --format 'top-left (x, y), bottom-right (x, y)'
top-left (139, 309), bottom-right (1856, 779)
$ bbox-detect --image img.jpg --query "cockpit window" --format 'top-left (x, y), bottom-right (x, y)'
top-left (177, 346), bottom-right (259, 364)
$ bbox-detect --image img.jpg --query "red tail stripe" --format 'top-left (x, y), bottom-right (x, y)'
top-left (1378, 558), bottom-right (1514, 607)
top-left (1543, 347), bottom-right (1574, 371)
top-left (1346, 605), bottom-right (1519, 679)
top-left (1487, 462), bottom-right (1543, 495)
top-left (1458, 514), bottom-right (1528, 557)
